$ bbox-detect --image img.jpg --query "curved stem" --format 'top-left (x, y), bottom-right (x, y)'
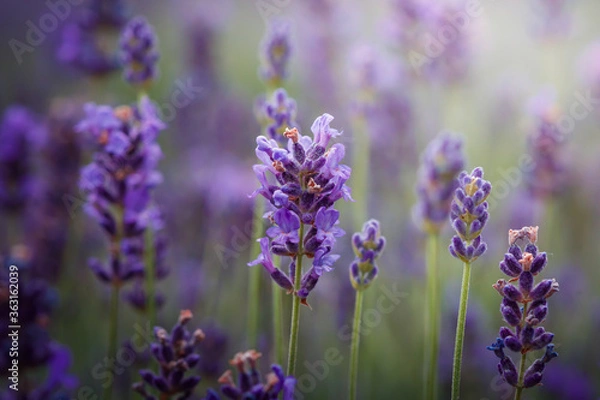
top-left (451, 262), bottom-right (472, 400)
top-left (103, 284), bottom-right (120, 400)
top-left (286, 223), bottom-right (305, 376)
top-left (247, 198), bottom-right (265, 348)
top-left (349, 288), bottom-right (365, 400)
top-left (424, 233), bottom-right (440, 400)
top-left (272, 257), bottom-right (284, 366)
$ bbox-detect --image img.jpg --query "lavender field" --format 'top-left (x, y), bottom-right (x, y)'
top-left (1, 0), bottom-right (599, 399)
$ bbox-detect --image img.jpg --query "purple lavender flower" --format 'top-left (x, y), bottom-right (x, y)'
top-left (255, 88), bottom-right (298, 142)
top-left (349, 219), bottom-right (386, 290)
top-left (578, 41), bottom-right (600, 99)
top-left (414, 133), bottom-right (465, 234)
top-left (133, 310), bottom-right (204, 399)
top-left (210, 350), bottom-right (296, 400)
top-left (0, 106), bottom-right (40, 215)
top-left (248, 114), bottom-right (352, 306)
top-left (258, 20), bottom-right (291, 87)
top-left (448, 167), bottom-right (491, 263)
top-left (57, 0), bottom-right (128, 76)
top-left (524, 90), bottom-right (566, 199)
top-left (77, 96), bottom-right (165, 287)
top-left (488, 227), bottom-right (559, 390)
top-left (120, 16), bottom-right (160, 85)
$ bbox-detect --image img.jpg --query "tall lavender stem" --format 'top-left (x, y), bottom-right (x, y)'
top-left (424, 233), bottom-right (439, 400)
top-left (286, 222), bottom-right (304, 375)
top-left (451, 261), bottom-right (471, 399)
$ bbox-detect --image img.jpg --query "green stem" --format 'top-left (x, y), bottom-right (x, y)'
top-left (247, 198), bottom-right (266, 348)
top-left (145, 227), bottom-right (156, 327)
top-left (103, 284), bottom-right (120, 400)
top-left (514, 352), bottom-right (527, 400)
top-left (272, 266), bottom-right (284, 366)
top-left (286, 223), bottom-right (305, 376)
top-left (451, 262), bottom-right (472, 400)
top-left (424, 233), bottom-right (440, 400)
top-left (349, 288), bottom-right (365, 400)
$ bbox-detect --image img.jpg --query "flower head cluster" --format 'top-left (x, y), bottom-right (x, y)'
top-left (249, 113), bottom-right (351, 305)
top-left (77, 96), bottom-right (165, 287)
top-left (133, 310), bottom-right (205, 400)
top-left (448, 167), bottom-right (491, 263)
top-left (258, 20), bottom-right (291, 87)
top-left (57, 0), bottom-right (128, 76)
top-left (488, 227), bottom-right (559, 389)
top-left (525, 91), bottom-right (566, 199)
top-left (349, 219), bottom-right (386, 290)
top-left (120, 16), bottom-right (160, 85)
top-left (0, 106), bottom-right (40, 215)
top-left (204, 350), bottom-right (295, 400)
top-left (255, 88), bottom-right (298, 142)
top-left (414, 133), bottom-right (465, 234)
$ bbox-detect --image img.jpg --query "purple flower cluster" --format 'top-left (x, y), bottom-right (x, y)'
top-left (488, 226), bottom-right (559, 389)
top-left (120, 17), bottom-right (160, 85)
top-left (0, 106), bottom-right (40, 215)
top-left (249, 114), bottom-right (351, 305)
top-left (204, 350), bottom-right (295, 400)
top-left (448, 167), bottom-right (491, 263)
top-left (57, 0), bottom-right (128, 76)
top-left (259, 20), bottom-right (292, 87)
top-left (133, 310), bottom-right (204, 399)
top-left (413, 133), bottom-right (465, 234)
top-left (525, 91), bottom-right (566, 199)
top-left (255, 88), bottom-right (298, 142)
top-left (349, 219), bottom-right (386, 290)
top-left (77, 96), bottom-right (165, 288)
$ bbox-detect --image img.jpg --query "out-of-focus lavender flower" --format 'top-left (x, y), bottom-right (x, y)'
top-left (77, 96), bottom-right (165, 287)
top-left (249, 114), bottom-right (352, 305)
top-left (488, 226), bottom-right (559, 389)
top-left (448, 167), bottom-right (491, 263)
top-left (579, 41), bottom-right (600, 100)
top-left (26, 99), bottom-right (82, 282)
top-left (413, 133), bottom-right (464, 234)
top-left (529, 0), bottom-right (571, 39)
top-left (525, 90), bottom-right (566, 199)
top-left (0, 106), bottom-right (40, 216)
top-left (255, 88), bottom-right (298, 142)
top-left (259, 20), bottom-right (291, 88)
top-left (197, 323), bottom-right (229, 379)
top-left (208, 350), bottom-right (295, 400)
top-left (120, 16), bottom-right (160, 85)
top-left (57, 0), bottom-right (128, 76)
top-left (133, 310), bottom-right (204, 399)
top-left (349, 219), bottom-right (386, 290)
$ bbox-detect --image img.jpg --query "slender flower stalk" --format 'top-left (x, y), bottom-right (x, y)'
top-left (487, 226), bottom-right (559, 399)
top-left (448, 167), bottom-right (492, 400)
top-left (248, 21), bottom-right (293, 349)
top-left (249, 115), bottom-right (352, 375)
top-left (413, 133), bottom-right (464, 399)
top-left (348, 220), bottom-right (385, 400)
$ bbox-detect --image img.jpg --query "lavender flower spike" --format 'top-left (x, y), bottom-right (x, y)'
top-left (349, 219), bottom-right (386, 290)
top-left (120, 16), bottom-right (160, 85)
top-left (132, 310), bottom-right (205, 400)
top-left (211, 350), bottom-right (296, 399)
top-left (258, 20), bottom-right (291, 87)
top-left (448, 167), bottom-right (491, 263)
top-left (413, 133), bottom-right (465, 234)
top-left (488, 227), bottom-right (559, 393)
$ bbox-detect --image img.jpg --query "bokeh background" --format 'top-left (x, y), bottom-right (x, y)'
top-left (1, 0), bottom-right (599, 399)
